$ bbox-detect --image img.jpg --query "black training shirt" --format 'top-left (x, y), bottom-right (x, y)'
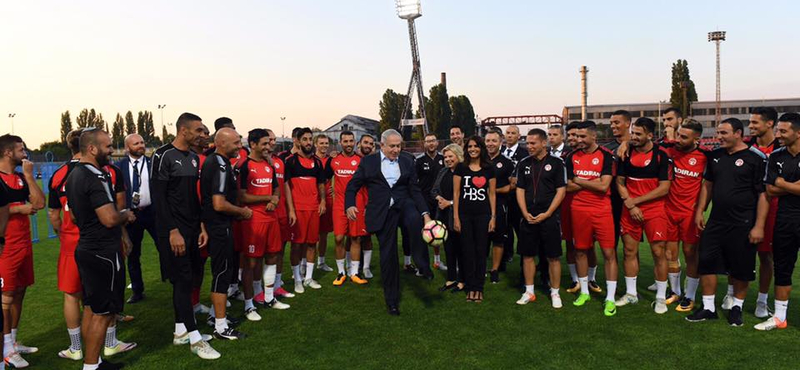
top-left (65, 162), bottom-right (121, 251)
top-left (454, 163), bottom-right (495, 216)
top-left (516, 154), bottom-right (567, 214)
top-left (490, 153), bottom-right (516, 205)
top-left (416, 152), bottom-right (444, 205)
top-left (705, 147), bottom-right (767, 225)
top-left (765, 147), bottom-right (800, 221)
top-left (151, 144), bottom-right (201, 233)
top-left (200, 153), bottom-right (238, 227)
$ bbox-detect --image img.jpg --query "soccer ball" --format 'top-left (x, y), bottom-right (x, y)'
top-left (422, 220), bottom-right (448, 247)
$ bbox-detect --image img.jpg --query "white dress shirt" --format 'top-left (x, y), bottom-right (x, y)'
top-left (380, 151), bottom-right (400, 207)
top-left (551, 142), bottom-right (566, 158)
top-left (129, 155), bottom-right (151, 208)
top-left (504, 143), bottom-right (519, 158)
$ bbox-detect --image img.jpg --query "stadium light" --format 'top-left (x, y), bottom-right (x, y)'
top-left (708, 31), bottom-right (726, 126)
top-left (396, 0), bottom-right (429, 134)
top-left (395, 0), bottom-right (421, 20)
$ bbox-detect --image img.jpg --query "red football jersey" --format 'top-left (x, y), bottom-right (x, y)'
top-left (284, 154), bottom-right (324, 212)
top-left (618, 147), bottom-right (672, 212)
top-left (325, 154), bottom-right (367, 209)
top-left (566, 147), bottom-right (615, 211)
top-left (663, 145), bottom-right (707, 215)
top-left (196, 153), bottom-right (207, 202)
top-left (318, 154), bottom-right (334, 204)
top-left (239, 158), bottom-right (278, 221)
top-left (48, 160), bottom-right (80, 237)
top-left (1, 171), bottom-right (31, 246)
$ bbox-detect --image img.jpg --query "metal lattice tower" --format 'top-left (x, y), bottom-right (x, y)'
top-left (708, 31), bottom-right (726, 126)
top-left (400, 18), bottom-right (428, 134)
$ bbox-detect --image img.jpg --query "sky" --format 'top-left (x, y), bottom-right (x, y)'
top-left (2, 0), bottom-right (798, 148)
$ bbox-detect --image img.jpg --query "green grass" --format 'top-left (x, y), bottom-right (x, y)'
top-left (17, 212), bottom-right (800, 369)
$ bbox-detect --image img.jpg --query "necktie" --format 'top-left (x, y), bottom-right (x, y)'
top-left (506, 148), bottom-right (512, 157)
top-left (132, 160), bottom-right (141, 193)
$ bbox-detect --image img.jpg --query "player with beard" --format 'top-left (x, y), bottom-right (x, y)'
top-left (314, 135), bottom-right (335, 273)
top-left (416, 133), bottom-right (446, 271)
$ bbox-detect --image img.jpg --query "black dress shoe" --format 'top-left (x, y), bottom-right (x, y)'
top-left (126, 293), bottom-right (145, 304)
top-left (387, 305), bottom-right (400, 316)
top-left (98, 360), bottom-right (125, 369)
top-left (439, 282), bottom-right (458, 292)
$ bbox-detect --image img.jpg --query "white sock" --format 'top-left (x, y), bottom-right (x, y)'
top-left (318, 256), bottom-right (326, 265)
top-left (105, 326), bottom-right (117, 348)
top-left (244, 299), bottom-right (254, 311)
top-left (301, 258), bottom-right (307, 267)
top-left (264, 264), bottom-right (276, 302)
top-left (350, 261), bottom-right (361, 276)
top-left (579, 276), bottom-right (589, 295)
top-left (685, 277), bottom-right (700, 301)
top-left (345, 251), bottom-right (351, 266)
top-left (668, 272), bottom-right (682, 296)
top-left (655, 280), bottom-right (667, 300)
top-left (550, 287), bottom-right (559, 296)
top-left (568, 264), bottom-right (578, 282)
top-left (732, 297), bottom-right (744, 309)
top-left (68, 327), bottom-right (81, 351)
top-left (253, 280), bottom-right (263, 297)
top-left (3, 334), bottom-right (12, 357)
top-left (758, 292), bottom-right (768, 304)
top-left (174, 323), bottom-right (187, 335)
top-left (525, 284), bottom-right (534, 294)
top-left (726, 284), bottom-right (734, 296)
top-left (305, 262), bottom-right (315, 280)
top-left (606, 281), bottom-right (617, 302)
top-left (83, 364), bottom-right (99, 370)
top-left (404, 255), bottom-right (411, 265)
top-left (703, 295), bottom-right (716, 312)
top-left (292, 265), bottom-right (301, 282)
top-left (10, 329), bottom-right (17, 344)
top-left (434, 254), bottom-right (441, 263)
top-left (238, 268), bottom-right (243, 282)
top-left (625, 276), bottom-right (637, 296)
top-left (588, 266), bottom-right (597, 281)
top-left (363, 250), bottom-right (372, 268)
top-left (775, 299), bottom-right (788, 322)
top-left (215, 318), bottom-right (228, 333)
top-left (336, 259), bottom-right (346, 275)
top-left (188, 330), bottom-right (202, 344)
top-left (275, 273), bottom-right (283, 289)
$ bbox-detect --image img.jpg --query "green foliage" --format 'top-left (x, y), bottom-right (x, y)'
top-left (161, 125), bottom-right (175, 144)
top-left (378, 89), bottom-right (412, 134)
top-left (112, 113), bottom-right (125, 148)
top-left (125, 111), bottom-right (136, 135)
top-left (75, 108), bottom-right (105, 129)
top-left (59, 111), bottom-right (72, 144)
top-left (35, 140), bottom-right (70, 159)
top-left (449, 95), bottom-right (476, 137)
top-left (670, 59), bottom-right (698, 116)
top-left (425, 83), bottom-right (451, 139)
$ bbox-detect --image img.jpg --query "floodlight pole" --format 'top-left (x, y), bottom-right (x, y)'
top-left (400, 17), bottom-right (428, 135)
top-left (708, 31), bottom-right (726, 126)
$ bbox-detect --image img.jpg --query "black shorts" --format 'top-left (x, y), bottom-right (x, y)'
top-left (158, 228), bottom-right (203, 285)
top-left (518, 216), bottom-right (562, 259)
top-left (772, 219), bottom-right (800, 287)
top-left (75, 247), bottom-right (125, 315)
top-left (698, 220), bottom-right (757, 281)
top-left (208, 225), bottom-right (236, 294)
top-left (490, 202), bottom-right (509, 245)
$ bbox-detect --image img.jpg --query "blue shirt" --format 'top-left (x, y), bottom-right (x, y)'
top-left (381, 151), bottom-right (400, 207)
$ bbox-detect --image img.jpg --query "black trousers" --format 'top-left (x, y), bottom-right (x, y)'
top-left (126, 206), bottom-right (157, 295)
top-left (375, 201), bottom-right (431, 307)
top-left (158, 228), bottom-right (201, 332)
top-left (438, 208), bottom-right (462, 282)
top-left (611, 192), bottom-right (623, 247)
top-left (460, 213), bottom-right (490, 292)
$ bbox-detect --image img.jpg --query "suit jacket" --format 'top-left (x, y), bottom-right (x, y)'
top-left (501, 144), bottom-right (528, 164)
top-left (345, 151), bottom-right (429, 234)
top-left (551, 143), bottom-right (573, 159)
top-left (116, 155), bottom-right (152, 209)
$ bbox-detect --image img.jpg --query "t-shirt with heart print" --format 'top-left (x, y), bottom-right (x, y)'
top-left (454, 162), bottom-right (496, 215)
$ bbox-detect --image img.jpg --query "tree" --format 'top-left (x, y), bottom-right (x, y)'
top-left (162, 125), bottom-right (175, 145)
top-left (670, 59), bottom-right (698, 117)
top-left (60, 110), bottom-right (72, 144)
top-left (136, 111), bottom-right (146, 138)
top-left (75, 108), bottom-right (105, 129)
top-left (424, 83), bottom-right (451, 139)
top-left (111, 113), bottom-right (125, 148)
top-left (143, 111), bottom-right (156, 146)
top-left (449, 95), bottom-right (477, 137)
top-left (378, 89), bottom-right (412, 135)
top-left (124, 111), bottom-right (136, 135)
top-left (35, 140), bottom-right (71, 160)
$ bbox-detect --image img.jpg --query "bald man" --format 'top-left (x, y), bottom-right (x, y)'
top-left (116, 133), bottom-right (157, 304)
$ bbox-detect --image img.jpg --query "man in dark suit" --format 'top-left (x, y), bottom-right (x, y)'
top-left (345, 129), bottom-right (433, 316)
top-left (501, 125), bottom-right (528, 276)
top-left (117, 133), bottom-right (157, 303)
top-left (548, 124), bottom-right (571, 159)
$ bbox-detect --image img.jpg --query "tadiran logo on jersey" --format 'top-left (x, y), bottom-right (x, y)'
top-left (675, 167), bottom-right (700, 178)
top-left (575, 169), bottom-right (600, 178)
top-left (251, 177), bottom-right (273, 187)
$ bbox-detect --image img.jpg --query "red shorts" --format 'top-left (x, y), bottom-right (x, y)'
top-left (57, 233), bottom-right (81, 294)
top-left (333, 205), bottom-right (368, 237)
top-left (667, 212), bottom-right (699, 244)
top-left (291, 210), bottom-right (320, 244)
top-left (560, 204), bottom-right (572, 242)
top-left (319, 202), bottom-right (334, 234)
top-left (279, 216), bottom-right (291, 243)
top-left (571, 208), bottom-right (616, 250)
top-left (232, 221), bottom-right (244, 252)
top-left (621, 207), bottom-right (669, 243)
top-left (0, 244), bottom-right (34, 292)
top-left (240, 219), bottom-right (282, 258)
top-left (759, 200), bottom-right (778, 252)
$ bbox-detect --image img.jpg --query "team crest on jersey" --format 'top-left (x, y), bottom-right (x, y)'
top-left (735, 159), bottom-right (744, 167)
top-left (191, 159), bottom-right (197, 168)
top-left (351, 160), bottom-right (357, 166)
top-left (497, 162), bottom-right (503, 168)
top-left (689, 158), bottom-right (697, 166)
top-left (438, 160), bottom-right (443, 166)
top-left (544, 164), bottom-right (552, 171)
top-left (591, 158), bottom-right (599, 165)
top-left (17, 178), bottom-right (23, 187)
top-left (275, 162), bottom-right (280, 169)
top-left (644, 159), bottom-right (652, 166)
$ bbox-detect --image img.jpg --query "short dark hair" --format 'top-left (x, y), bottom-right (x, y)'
top-left (680, 120), bottom-right (704, 135)
top-left (79, 129), bottom-right (106, 154)
top-left (0, 135), bottom-right (23, 156)
top-left (632, 117), bottom-right (656, 134)
top-left (176, 112), bottom-right (202, 130)
top-left (248, 129), bottom-right (269, 146)
top-left (340, 130), bottom-right (355, 140)
top-left (577, 120), bottom-right (597, 131)
top-left (565, 121), bottom-right (580, 131)
top-left (611, 110), bottom-right (632, 122)
top-left (663, 107), bottom-right (683, 118)
top-left (359, 134), bottom-right (374, 143)
top-left (778, 113), bottom-right (800, 132)
top-left (295, 127), bottom-right (312, 140)
top-left (67, 129), bottom-right (82, 154)
top-left (486, 127), bottom-right (503, 137)
top-left (214, 117), bottom-right (234, 131)
top-left (450, 124), bottom-right (463, 134)
top-left (548, 124), bottom-right (564, 135)
top-left (527, 128), bottom-right (547, 142)
top-left (721, 117), bottom-right (745, 137)
top-left (752, 107), bottom-right (778, 124)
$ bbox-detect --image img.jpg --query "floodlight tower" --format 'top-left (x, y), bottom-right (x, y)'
top-left (396, 0), bottom-right (429, 134)
top-left (708, 30), bottom-right (726, 126)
